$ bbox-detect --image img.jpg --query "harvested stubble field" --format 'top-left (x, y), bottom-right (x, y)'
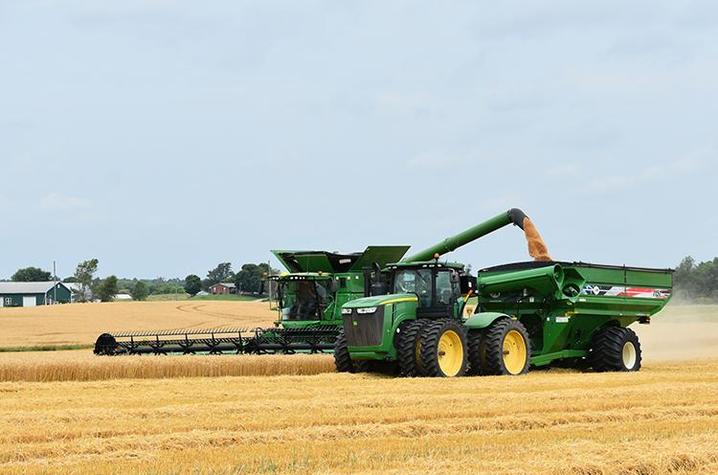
top-left (1, 360), bottom-right (717, 474)
top-left (0, 302), bottom-right (717, 474)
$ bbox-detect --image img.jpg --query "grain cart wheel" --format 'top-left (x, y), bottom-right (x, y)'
top-left (589, 326), bottom-right (642, 372)
top-left (420, 320), bottom-right (469, 377)
top-left (482, 319), bottom-right (531, 376)
top-left (467, 330), bottom-right (485, 375)
top-left (397, 319), bottom-right (430, 377)
top-left (334, 329), bottom-right (369, 373)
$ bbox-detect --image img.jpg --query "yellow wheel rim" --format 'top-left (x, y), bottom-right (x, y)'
top-left (438, 330), bottom-right (464, 377)
top-left (502, 329), bottom-right (528, 375)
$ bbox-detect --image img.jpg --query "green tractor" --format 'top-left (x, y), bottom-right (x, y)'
top-left (335, 209), bottom-right (673, 377)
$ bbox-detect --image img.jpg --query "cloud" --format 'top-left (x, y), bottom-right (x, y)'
top-left (584, 156), bottom-right (708, 194)
top-left (41, 193), bottom-right (92, 210)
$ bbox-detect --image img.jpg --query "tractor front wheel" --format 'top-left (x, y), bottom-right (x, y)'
top-left (334, 329), bottom-right (368, 373)
top-left (419, 320), bottom-right (468, 377)
top-left (482, 319), bottom-right (531, 376)
top-left (397, 319), bottom-right (430, 377)
top-left (590, 326), bottom-right (642, 372)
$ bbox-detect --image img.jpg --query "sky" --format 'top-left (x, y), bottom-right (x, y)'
top-left (1, 0), bottom-right (716, 279)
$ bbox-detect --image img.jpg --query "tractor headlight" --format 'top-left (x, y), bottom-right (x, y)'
top-left (356, 307), bottom-right (378, 314)
top-left (341, 307), bottom-right (353, 315)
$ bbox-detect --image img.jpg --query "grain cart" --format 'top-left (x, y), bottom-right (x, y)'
top-left (335, 211), bottom-right (672, 376)
top-left (94, 246), bottom-right (408, 355)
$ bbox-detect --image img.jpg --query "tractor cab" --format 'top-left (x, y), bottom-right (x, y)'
top-left (383, 261), bottom-right (473, 319)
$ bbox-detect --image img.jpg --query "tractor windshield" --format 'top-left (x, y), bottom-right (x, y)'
top-left (278, 280), bottom-right (331, 321)
top-left (393, 269), bottom-right (432, 307)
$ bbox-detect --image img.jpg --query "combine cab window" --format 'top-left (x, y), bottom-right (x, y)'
top-left (278, 280), bottom-right (332, 321)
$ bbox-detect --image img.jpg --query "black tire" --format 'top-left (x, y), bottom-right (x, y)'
top-left (419, 319), bottom-right (469, 378)
top-left (334, 329), bottom-right (368, 373)
top-left (467, 330), bottom-right (484, 375)
top-left (482, 318), bottom-right (531, 376)
top-left (397, 319), bottom-right (428, 377)
top-left (589, 326), bottom-right (641, 372)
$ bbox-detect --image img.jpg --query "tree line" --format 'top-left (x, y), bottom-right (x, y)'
top-left (10, 256), bottom-right (715, 303)
top-left (673, 256), bottom-right (718, 302)
top-left (182, 262), bottom-right (278, 296)
top-left (6, 259), bottom-right (278, 302)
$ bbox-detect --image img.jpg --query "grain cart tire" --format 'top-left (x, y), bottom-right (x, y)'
top-left (397, 319), bottom-right (430, 377)
top-left (482, 319), bottom-right (531, 376)
top-left (334, 329), bottom-right (369, 373)
top-left (589, 326), bottom-right (642, 372)
top-left (467, 330), bottom-right (485, 375)
top-left (419, 319), bottom-right (469, 377)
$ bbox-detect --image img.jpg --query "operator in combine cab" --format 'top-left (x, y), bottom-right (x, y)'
top-left (289, 281), bottom-right (318, 320)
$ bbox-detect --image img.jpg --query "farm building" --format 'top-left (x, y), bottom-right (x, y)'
top-left (0, 281), bottom-right (72, 307)
top-left (210, 282), bottom-right (236, 295)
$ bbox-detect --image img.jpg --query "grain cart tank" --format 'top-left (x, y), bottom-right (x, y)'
top-left (335, 210), bottom-right (672, 376)
top-left (94, 246), bottom-right (408, 355)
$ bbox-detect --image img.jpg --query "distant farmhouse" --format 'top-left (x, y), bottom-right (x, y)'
top-left (0, 282), bottom-right (72, 307)
top-left (209, 282), bottom-right (236, 295)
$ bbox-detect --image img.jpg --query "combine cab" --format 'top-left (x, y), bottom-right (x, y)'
top-left (94, 246), bottom-right (409, 355)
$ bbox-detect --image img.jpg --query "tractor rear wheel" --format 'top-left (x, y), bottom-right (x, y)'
top-left (467, 330), bottom-right (484, 375)
top-left (589, 326), bottom-right (641, 372)
top-left (334, 329), bottom-right (369, 373)
top-left (397, 319), bottom-right (429, 377)
top-left (419, 319), bottom-right (468, 377)
top-left (482, 319), bottom-right (531, 376)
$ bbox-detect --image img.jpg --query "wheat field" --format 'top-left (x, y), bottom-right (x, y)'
top-left (0, 300), bottom-right (276, 348)
top-left (0, 302), bottom-right (717, 473)
top-left (0, 360), bottom-right (717, 474)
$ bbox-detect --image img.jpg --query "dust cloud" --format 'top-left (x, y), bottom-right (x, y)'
top-left (637, 304), bottom-right (718, 361)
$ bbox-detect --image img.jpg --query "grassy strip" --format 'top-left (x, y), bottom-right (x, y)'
top-left (0, 344), bottom-right (93, 353)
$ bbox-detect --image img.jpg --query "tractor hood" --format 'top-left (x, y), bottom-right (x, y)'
top-left (343, 293), bottom-right (418, 309)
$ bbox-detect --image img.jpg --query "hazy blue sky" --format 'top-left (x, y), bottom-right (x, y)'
top-left (1, 1), bottom-right (716, 279)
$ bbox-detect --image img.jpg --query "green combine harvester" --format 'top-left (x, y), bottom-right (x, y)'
top-left (336, 209), bottom-right (673, 376)
top-left (94, 246), bottom-right (408, 355)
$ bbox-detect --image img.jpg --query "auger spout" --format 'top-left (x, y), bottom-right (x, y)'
top-left (401, 208), bottom-right (531, 263)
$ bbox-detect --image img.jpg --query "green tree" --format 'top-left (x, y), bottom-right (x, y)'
top-left (206, 263), bottom-right (234, 287)
top-left (73, 259), bottom-right (99, 302)
top-left (130, 281), bottom-right (149, 301)
top-left (12, 267), bottom-right (51, 282)
top-left (96, 276), bottom-right (119, 302)
top-left (184, 274), bottom-right (202, 296)
top-left (235, 263), bottom-right (275, 294)
top-left (673, 256), bottom-right (718, 301)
